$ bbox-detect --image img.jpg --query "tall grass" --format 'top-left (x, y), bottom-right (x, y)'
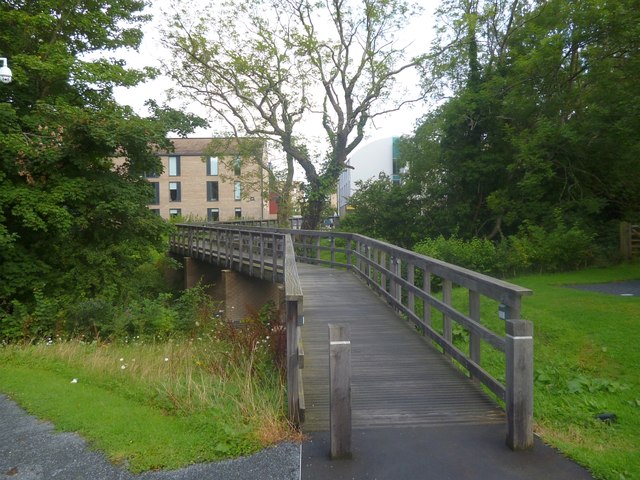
top-left (0, 314), bottom-right (297, 472)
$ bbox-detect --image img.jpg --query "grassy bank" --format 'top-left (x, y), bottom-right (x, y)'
top-left (514, 265), bottom-right (640, 480)
top-left (0, 336), bottom-right (294, 473)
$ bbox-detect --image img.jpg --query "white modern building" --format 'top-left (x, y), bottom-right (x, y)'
top-left (337, 137), bottom-right (402, 217)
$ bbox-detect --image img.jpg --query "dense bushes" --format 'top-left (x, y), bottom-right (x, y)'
top-left (414, 220), bottom-right (596, 277)
top-left (0, 284), bottom-right (217, 344)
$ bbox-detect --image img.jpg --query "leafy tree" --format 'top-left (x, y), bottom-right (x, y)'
top-left (340, 174), bottom-right (427, 249)
top-left (0, 0), bottom-right (206, 320)
top-left (406, 0), bottom-right (640, 241)
top-left (163, 0), bottom-right (422, 229)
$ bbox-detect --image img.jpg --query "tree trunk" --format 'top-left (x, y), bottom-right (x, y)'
top-left (302, 196), bottom-right (325, 230)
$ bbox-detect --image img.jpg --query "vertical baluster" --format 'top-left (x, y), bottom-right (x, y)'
top-left (469, 290), bottom-right (481, 379)
top-left (442, 279), bottom-right (453, 354)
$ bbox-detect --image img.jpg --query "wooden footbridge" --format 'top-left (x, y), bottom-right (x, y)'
top-left (170, 223), bottom-right (534, 451)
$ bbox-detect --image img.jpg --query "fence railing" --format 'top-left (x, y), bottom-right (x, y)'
top-left (170, 223), bottom-right (534, 449)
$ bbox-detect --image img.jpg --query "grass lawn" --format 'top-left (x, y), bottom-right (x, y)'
top-left (511, 264), bottom-right (640, 480)
top-left (0, 338), bottom-right (294, 473)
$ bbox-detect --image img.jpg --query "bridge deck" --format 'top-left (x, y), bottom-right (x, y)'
top-left (298, 263), bottom-right (504, 432)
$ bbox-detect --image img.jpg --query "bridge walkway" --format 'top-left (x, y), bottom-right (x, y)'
top-left (297, 263), bottom-right (594, 480)
top-left (298, 262), bottom-right (503, 431)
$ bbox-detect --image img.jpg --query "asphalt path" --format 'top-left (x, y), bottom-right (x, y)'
top-left (0, 394), bottom-right (300, 480)
top-left (567, 279), bottom-right (640, 296)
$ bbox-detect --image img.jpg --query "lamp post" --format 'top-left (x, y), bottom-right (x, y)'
top-left (0, 57), bottom-right (13, 84)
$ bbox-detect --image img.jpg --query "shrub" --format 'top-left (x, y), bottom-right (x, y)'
top-left (414, 235), bottom-right (500, 275)
top-left (66, 298), bottom-right (116, 339)
top-left (505, 220), bottom-right (595, 273)
top-left (0, 290), bottom-right (62, 343)
top-left (413, 220), bottom-right (596, 277)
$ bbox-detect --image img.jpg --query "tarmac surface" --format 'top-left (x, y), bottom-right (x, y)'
top-left (567, 279), bottom-right (640, 296)
top-left (301, 426), bottom-right (594, 480)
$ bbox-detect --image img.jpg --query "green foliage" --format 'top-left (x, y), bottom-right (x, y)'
top-left (413, 218), bottom-right (595, 276)
top-left (340, 174), bottom-right (428, 248)
top-left (402, 0), bottom-right (640, 247)
top-left (501, 220), bottom-right (596, 274)
top-left (0, 1), bottom-right (206, 325)
top-left (414, 234), bottom-right (500, 273)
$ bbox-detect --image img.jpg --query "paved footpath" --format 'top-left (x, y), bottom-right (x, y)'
top-left (301, 426), bottom-right (595, 480)
top-left (0, 394), bottom-right (300, 480)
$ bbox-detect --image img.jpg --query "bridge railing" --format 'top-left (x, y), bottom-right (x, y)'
top-left (170, 223), bottom-right (305, 426)
top-left (171, 223), bottom-right (534, 448)
top-left (170, 223), bottom-right (286, 282)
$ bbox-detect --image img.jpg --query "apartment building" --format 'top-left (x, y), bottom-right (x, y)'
top-left (147, 137), bottom-right (275, 222)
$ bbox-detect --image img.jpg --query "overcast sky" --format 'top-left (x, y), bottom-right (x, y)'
top-left (113, 1), bottom-right (437, 151)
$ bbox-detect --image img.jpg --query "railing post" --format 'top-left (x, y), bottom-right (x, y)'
top-left (287, 299), bottom-right (301, 427)
top-left (442, 279), bottom-right (453, 351)
top-left (364, 244), bottom-right (370, 282)
top-left (392, 256), bottom-right (401, 307)
top-left (188, 226), bottom-right (194, 256)
top-left (506, 319), bottom-right (534, 450)
top-left (422, 268), bottom-right (432, 329)
top-left (469, 290), bottom-right (481, 378)
top-left (330, 236), bottom-right (336, 267)
top-left (329, 324), bottom-right (352, 459)
top-left (272, 233), bottom-right (277, 282)
top-left (408, 263), bottom-right (415, 315)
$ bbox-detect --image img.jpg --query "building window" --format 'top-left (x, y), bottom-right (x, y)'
top-left (143, 170), bottom-right (160, 178)
top-left (150, 182), bottom-right (160, 205)
top-left (169, 156), bottom-right (180, 176)
top-left (207, 181), bottom-right (219, 201)
top-left (207, 208), bottom-right (220, 222)
top-left (234, 208), bottom-right (242, 219)
top-left (150, 208), bottom-right (160, 215)
top-left (233, 156), bottom-right (241, 176)
top-left (169, 208), bottom-right (182, 218)
top-left (207, 156), bottom-right (219, 176)
top-left (234, 181), bottom-right (241, 200)
top-left (169, 182), bottom-right (181, 202)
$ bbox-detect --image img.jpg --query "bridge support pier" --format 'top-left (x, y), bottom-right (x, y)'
top-left (171, 254), bottom-right (281, 324)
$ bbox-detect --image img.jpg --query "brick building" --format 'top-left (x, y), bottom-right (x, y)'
top-left (146, 137), bottom-right (275, 221)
